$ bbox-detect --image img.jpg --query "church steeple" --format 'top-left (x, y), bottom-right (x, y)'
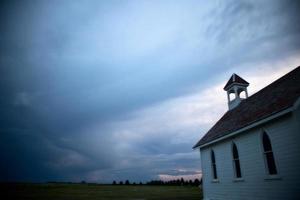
top-left (224, 73), bottom-right (249, 110)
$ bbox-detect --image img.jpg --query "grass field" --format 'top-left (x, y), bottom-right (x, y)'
top-left (1, 183), bottom-right (203, 200)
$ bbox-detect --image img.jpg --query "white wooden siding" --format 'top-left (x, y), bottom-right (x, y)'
top-left (200, 109), bottom-right (300, 200)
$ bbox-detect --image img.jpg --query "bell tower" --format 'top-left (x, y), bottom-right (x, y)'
top-left (224, 73), bottom-right (249, 110)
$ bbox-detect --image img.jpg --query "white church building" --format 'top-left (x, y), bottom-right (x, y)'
top-left (193, 66), bottom-right (300, 200)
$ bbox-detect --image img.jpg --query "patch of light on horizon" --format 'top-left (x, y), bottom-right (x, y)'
top-left (158, 173), bottom-right (202, 181)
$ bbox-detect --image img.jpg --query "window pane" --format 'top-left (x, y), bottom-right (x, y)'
top-left (232, 143), bottom-right (239, 159)
top-left (266, 152), bottom-right (277, 175)
top-left (234, 160), bottom-right (242, 178)
top-left (213, 164), bottom-right (218, 179)
top-left (262, 132), bottom-right (278, 175)
top-left (211, 151), bottom-right (215, 163)
top-left (211, 150), bottom-right (218, 179)
top-left (263, 133), bottom-right (272, 151)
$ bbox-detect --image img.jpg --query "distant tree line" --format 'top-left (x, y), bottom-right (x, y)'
top-left (112, 180), bottom-right (144, 185)
top-left (112, 178), bottom-right (201, 186)
top-left (48, 178), bottom-right (202, 186)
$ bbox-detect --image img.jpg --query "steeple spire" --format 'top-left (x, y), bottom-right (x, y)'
top-left (224, 73), bottom-right (249, 110)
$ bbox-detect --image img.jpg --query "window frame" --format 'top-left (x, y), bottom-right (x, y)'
top-left (260, 130), bottom-right (281, 180)
top-left (210, 149), bottom-right (219, 182)
top-left (231, 142), bottom-right (243, 181)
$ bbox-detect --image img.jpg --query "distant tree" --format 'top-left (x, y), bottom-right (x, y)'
top-left (119, 181), bottom-right (123, 185)
top-left (139, 182), bottom-right (143, 185)
top-left (184, 180), bottom-right (189, 186)
top-left (133, 182), bottom-right (136, 185)
top-left (125, 180), bottom-right (130, 185)
top-left (171, 180), bottom-right (176, 186)
top-left (180, 178), bottom-right (184, 186)
top-left (112, 181), bottom-right (116, 185)
top-left (81, 180), bottom-right (86, 184)
top-left (188, 180), bottom-right (193, 185)
top-left (194, 179), bottom-right (200, 186)
top-left (146, 180), bottom-right (163, 185)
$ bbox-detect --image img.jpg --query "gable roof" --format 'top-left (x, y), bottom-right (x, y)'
top-left (193, 66), bottom-right (300, 149)
top-left (223, 73), bottom-right (249, 90)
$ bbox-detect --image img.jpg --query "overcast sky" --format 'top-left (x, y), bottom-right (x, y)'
top-left (0, 0), bottom-right (300, 183)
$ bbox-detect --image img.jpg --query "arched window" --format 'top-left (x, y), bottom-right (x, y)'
top-left (232, 142), bottom-right (242, 178)
top-left (211, 150), bottom-right (218, 179)
top-left (262, 132), bottom-right (277, 175)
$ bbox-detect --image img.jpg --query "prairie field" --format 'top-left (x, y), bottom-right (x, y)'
top-left (1, 183), bottom-right (202, 200)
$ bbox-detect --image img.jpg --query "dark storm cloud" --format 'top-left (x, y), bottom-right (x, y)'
top-left (0, 0), bottom-right (300, 182)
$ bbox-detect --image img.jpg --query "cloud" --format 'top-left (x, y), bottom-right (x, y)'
top-left (13, 92), bottom-right (32, 107)
top-left (97, 54), bottom-right (299, 182)
top-left (0, 0), bottom-right (299, 182)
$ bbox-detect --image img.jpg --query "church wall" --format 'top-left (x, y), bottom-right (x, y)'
top-left (200, 111), bottom-right (300, 200)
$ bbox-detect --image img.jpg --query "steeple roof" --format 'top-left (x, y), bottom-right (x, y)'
top-left (223, 73), bottom-right (249, 90)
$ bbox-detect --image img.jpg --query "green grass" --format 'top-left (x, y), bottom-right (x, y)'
top-left (1, 183), bottom-right (202, 200)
